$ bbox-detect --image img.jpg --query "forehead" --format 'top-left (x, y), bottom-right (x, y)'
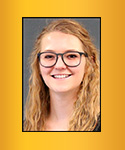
top-left (40, 31), bottom-right (83, 52)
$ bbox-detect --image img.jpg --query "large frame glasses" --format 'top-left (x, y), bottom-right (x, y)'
top-left (37, 51), bottom-right (88, 68)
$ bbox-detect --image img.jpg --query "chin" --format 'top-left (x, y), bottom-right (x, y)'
top-left (50, 86), bottom-right (79, 94)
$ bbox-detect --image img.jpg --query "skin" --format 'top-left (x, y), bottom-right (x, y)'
top-left (39, 31), bottom-right (86, 130)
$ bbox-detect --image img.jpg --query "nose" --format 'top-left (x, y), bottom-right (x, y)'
top-left (54, 55), bottom-right (66, 69)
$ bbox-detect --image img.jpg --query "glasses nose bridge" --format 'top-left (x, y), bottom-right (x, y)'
top-left (55, 53), bottom-right (65, 65)
top-left (57, 53), bottom-right (63, 58)
top-left (56, 53), bottom-right (64, 61)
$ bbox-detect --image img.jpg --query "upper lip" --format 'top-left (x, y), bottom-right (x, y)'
top-left (51, 74), bottom-right (72, 76)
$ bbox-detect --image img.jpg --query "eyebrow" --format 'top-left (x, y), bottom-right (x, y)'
top-left (42, 49), bottom-right (79, 53)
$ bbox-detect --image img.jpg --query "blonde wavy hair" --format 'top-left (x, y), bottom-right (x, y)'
top-left (24, 19), bottom-right (100, 131)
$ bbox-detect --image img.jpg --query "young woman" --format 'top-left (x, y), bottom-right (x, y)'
top-left (24, 19), bottom-right (100, 131)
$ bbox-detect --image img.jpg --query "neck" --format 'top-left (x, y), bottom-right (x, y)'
top-left (45, 89), bottom-right (78, 130)
top-left (50, 90), bottom-right (77, 119)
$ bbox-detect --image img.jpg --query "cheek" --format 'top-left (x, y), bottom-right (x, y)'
top-left (76, 68), bottom-right (85, 81)
top-left (39, 65), bottom-right (51, 79)
top-left (74, 61), bottom-right (86, 79)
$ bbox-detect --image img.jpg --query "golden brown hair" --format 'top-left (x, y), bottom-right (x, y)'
top-left (24, 19), bottom-right (100, 131)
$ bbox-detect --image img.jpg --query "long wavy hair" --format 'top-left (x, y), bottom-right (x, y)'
top-left (24, 19), bottom-right (100, 131)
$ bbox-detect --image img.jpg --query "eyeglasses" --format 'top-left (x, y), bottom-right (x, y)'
top-left (37, 51), bottom-right (88, 68)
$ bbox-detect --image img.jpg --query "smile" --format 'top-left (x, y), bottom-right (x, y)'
top-left (51, 74), bottom-right (72, 79)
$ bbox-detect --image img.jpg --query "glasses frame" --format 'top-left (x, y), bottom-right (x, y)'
top-left (37, 51), bottom-right (88, 68)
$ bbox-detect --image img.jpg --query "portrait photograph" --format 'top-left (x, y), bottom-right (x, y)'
top-left (22, 17), bottom-right (101, 132)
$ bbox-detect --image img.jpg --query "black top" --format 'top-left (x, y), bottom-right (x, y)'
top-left (93, 116), bottom-right (101, 131)
top-left (23, 116), bottom-right (101, 131)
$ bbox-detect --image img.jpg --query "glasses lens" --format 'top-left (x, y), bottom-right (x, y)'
top-left (64, 52), bottom-right (80, 66)
top-left (40, 52), bottom-right (56, 67)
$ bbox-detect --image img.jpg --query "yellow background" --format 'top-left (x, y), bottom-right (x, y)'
top-left (0, 0), bottom-right (125, 150)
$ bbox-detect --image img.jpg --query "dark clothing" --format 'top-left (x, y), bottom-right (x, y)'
top-left (93, 116), bottom-right (101, 131)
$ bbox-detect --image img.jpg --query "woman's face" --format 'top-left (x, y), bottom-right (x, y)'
top-left (39, 31), bottom-right (86, 94)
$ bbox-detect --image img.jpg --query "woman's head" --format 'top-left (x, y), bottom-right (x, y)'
top-left (24, 19), bottom-right (100, 131)
top-left (39, 31), bottom-right (87, 94)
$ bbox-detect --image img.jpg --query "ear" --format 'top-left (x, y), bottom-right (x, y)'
top-left (91, 55), bottom-right (96, 63)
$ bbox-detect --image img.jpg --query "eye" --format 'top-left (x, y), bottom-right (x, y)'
top-left (44, 55), bottom-right (55, 59)
top-left (67, 54), bottom-right (78, 59)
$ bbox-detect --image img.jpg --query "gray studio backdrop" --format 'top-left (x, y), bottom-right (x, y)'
top-left (23, 18), bottom-right (100, 118)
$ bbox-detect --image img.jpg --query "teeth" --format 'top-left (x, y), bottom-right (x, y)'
top-left (53, 75), bottom-right (70, 79)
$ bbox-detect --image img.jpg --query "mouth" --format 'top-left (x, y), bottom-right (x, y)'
top-left (51, 74), bottom-right (72, 79)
